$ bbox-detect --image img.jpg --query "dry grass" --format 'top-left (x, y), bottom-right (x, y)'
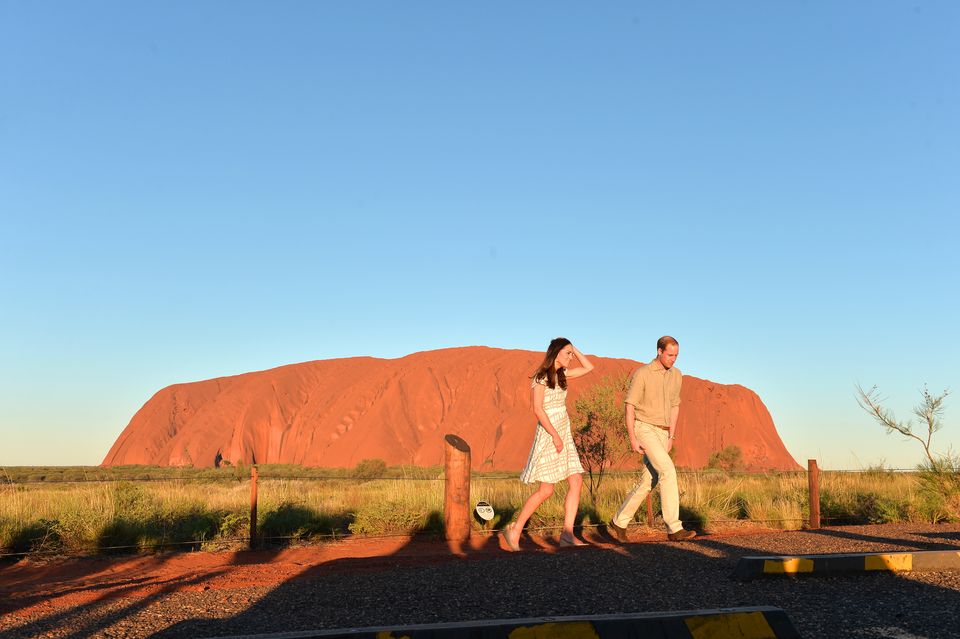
top-left (1, 468), bottom-right (955, 558)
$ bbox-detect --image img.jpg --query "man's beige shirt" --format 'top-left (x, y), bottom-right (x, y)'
top-left (624, 359), bottom-right (682, 426)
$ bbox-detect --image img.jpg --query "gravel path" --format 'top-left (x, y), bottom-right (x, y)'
top-left (2, 523), bottom-right (959, 639)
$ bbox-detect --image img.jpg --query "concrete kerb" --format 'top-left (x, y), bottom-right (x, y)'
top-left (734, 549), bottom-right (960, 581)
top-left (206, 607), bottom-right (800, 639)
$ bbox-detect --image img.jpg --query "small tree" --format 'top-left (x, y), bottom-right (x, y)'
top-left (856, 384), bottom-right (949, 466)
top-left (706, 445), bottom-right (745, 472)
top-left (352, 458), bottom-right (388, 479)
top-left (573, 375), bottom-right (631, 503)
top-left (857, 384), bottom-right (958, 519)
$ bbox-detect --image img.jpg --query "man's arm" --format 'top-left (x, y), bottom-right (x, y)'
top-left (665, 404), bottom-right (680, 453)
top-left (666, 373), bottom-right (682, 452)
top-left (624, 368), bottom-right (645, 454)
top-left (626, 403), bottom-right (643, 454)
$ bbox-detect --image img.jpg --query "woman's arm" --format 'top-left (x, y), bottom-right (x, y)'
top-left (532, 383), bottom-right (564, 453)
top-left (564, 344), bottom-right (595, 379)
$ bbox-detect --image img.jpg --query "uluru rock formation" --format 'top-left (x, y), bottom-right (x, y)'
top-left (103, 347), bottom-right (800, 471)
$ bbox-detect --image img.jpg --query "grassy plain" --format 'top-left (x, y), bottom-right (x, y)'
top-left (1, 465), bottom-right (955, 558)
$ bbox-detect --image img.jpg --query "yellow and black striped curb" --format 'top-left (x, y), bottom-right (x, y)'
top-left (734, 549), bottom-right (960, 580)
top-left (207, 607), bottom-right (800, 639)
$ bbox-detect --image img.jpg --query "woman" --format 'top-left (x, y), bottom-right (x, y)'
top-left (501, 337), bottom-right (594, 551)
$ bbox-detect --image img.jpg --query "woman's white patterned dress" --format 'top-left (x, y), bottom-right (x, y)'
top-left (519, 376), bottom-right (585, 483)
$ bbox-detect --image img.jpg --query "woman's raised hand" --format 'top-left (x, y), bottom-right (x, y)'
top-left (564, 344), bottom-right (595, 379)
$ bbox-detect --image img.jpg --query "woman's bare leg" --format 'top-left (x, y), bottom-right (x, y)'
top-left (505, 482), bottom-right (554, 546)
top-left (562, 473), bottom-right (585, 542)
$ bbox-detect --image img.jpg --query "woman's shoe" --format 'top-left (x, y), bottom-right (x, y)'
top-left (559, 532), bottom-right (587, 547)
top-left (501, 524), bottom-right (521, 552)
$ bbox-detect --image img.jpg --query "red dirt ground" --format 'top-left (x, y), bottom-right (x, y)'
top-left (0, 527), bottom-right (780, 620)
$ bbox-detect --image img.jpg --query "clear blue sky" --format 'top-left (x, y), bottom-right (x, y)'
top-left (1, 2), bottom-right (957, 469)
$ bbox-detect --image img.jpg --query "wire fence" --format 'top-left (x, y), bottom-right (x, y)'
top-left (2, 463), bottom-right (951, 561)
top-left (0, 467), bottom-right (922, 485)
top-left (0, 515), bottom-right (879, 560)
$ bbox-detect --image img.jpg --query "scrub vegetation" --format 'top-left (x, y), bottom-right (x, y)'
top-left (2, 462), bottom-right (955, 559)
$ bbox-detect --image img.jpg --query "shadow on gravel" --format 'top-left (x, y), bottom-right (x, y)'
top-left (811, 526), bottom-right (960, 551)
top-left (0, 541), bottom-right (256, 639)
top-left (691, 530), bottom-right (960, 638)
top-left (0, 551), bottom-right (177, 617)
top-left (10, 522), bottom-right (957, 638)
top-left (917, 530), bottom-right (960, 542)
top-left (151, 514), bottom-right (505, 639)
top-left (5, 570), bottom-right (236, 639)
top-left (151, 524), bottom-right (960, 639)
top-left (0, 530), bottom-right (323, 638)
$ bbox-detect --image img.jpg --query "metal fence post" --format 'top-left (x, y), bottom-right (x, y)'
top-left (807, 459), bottom-right (820, 529)
top-left (250, 465), bottom-right (259, 549)
top-left (443, 434), bottom-right (471, 542)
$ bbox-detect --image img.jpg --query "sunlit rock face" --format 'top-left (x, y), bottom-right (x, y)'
top-left (102, 347), bottom-right (800, 471)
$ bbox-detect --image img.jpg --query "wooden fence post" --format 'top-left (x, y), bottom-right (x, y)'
top-left (443, 434), bottom-right (471, 542)
top-left (646, 494), bottom-right (654, 526)
top-left (807, 459), bottom-right (820, 529)
top-left (250, 465), bottom-right (259, 549)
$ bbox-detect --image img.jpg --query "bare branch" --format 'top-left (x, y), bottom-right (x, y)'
top-left (856, 383), bottom-right (947, 466)
top-left (913, 386), bottom-right (948, 435)
top-left (856, 384), bottom-right (915, 438)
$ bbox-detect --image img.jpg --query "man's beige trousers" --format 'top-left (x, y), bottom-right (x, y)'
top-left (612, 421), bottom-right (683, 533)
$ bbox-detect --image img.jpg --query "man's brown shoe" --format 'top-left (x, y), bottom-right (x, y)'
top-left (607, 519), bottom-right (628, 543)
top-left (667, 529), bottom-right (696, 541)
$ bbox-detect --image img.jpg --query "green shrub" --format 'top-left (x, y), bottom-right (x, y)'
top-left (349, 501), bottom-right (433, 535)
top-left (97, 518), bottom-right (145, 553)
top-left (821, 490), bottom-right (905, 525)
top-left (113, 481), bottom-right (151, 519)
top-left (156, 508), bottom-right (218, 550)
top-left (352, 459), bottom-right (388, 480)
top-left (5, 519), bottom-right (63, 554)
top-left (918, 454), bottom-right (960, 496)
top-left (706, 445), bottom-right (745, 472)
top-left (218, 512), bottom-right (246, 539)
top-left (259, 503), bottom-right (327, 542)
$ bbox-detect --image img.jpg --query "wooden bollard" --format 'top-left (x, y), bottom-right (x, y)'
top-left (443, 434), bottom-right (471, 542)
top-left (646, 494), bottom-right (654, 526)
top-left (807, 459), bottom-right (820, 529)
top-left (250, 465), bottom-right (259, 549)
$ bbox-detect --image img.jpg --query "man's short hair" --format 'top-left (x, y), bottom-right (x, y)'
top-left (657, 335), bottom-right (679, 352)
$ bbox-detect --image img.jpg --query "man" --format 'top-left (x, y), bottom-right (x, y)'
top-left (608, 336), bottom-right (696, 542)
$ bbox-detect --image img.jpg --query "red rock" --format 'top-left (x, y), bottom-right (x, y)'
top-left (102, 347), bottom-right (800, 470)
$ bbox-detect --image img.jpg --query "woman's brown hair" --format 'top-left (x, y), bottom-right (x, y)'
top-left (531, 337), bottom-right (571, 390)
